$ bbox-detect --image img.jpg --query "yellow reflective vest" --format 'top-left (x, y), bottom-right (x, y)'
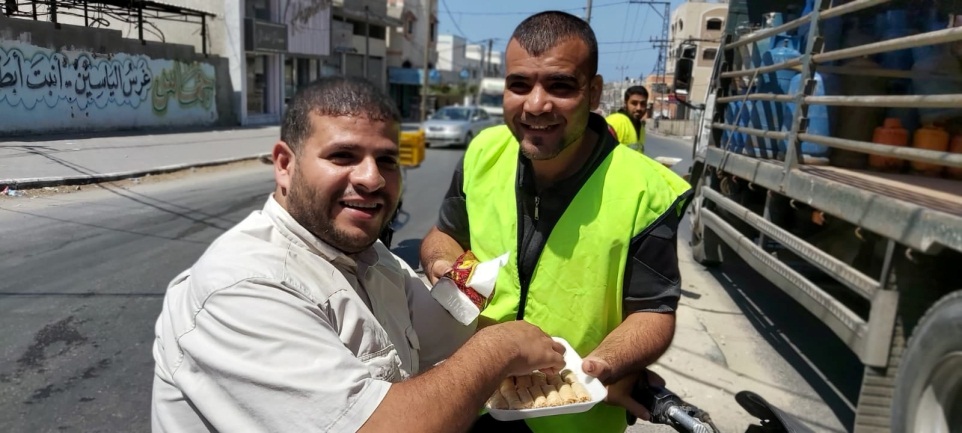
top-left (606, 111), bottom-right (646, 153)
top-left (462, 125), bottom-right (690, 433)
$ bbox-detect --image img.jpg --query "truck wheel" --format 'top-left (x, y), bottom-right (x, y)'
top-left (691, 199), bottom-right (722, 267)
top-left (892, 290), bottom-right (962, 433)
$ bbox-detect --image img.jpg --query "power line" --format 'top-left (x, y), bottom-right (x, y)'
top-left (440, 0), bottom-right (469, 40)
top-left (600, 46), bottom-right (656, 55)
top-left (442, 1), bottom-right (627, 16)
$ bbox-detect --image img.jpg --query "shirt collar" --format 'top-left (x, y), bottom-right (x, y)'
top-left (262, 195), bottom-right (381, 269)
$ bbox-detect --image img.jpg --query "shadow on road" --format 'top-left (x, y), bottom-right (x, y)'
top-left (704, 243), bottom-right (863, 430)
top-left (2, 147), bottom-right (262, 234)
top-left (391, 238), bottom-right (422, 271)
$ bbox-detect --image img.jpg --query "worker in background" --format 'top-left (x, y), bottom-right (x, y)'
top-left (606, 85), bottom-right (648, 153)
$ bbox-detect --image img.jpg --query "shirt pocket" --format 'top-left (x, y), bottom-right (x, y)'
top-left (404, 325), bottom-right (421, 374)
top-left (358, 344), bottom-right (403, 383)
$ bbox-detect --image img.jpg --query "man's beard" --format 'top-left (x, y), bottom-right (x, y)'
top-left (519, 133), bottom-right (573, 161)
top-left (286, 169), bottom-right (392, 254)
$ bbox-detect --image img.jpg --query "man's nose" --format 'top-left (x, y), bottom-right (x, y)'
top-left (352, 157), bottom-right (386, 192)
top-left (523, 85), bottom-right (553, 115)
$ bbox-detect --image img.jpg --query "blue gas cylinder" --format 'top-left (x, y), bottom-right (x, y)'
top-left (751, 98), bottom-right (779, 158)
top-left (761, 36), bottom-right (801, 94)
top-left (756, 37), bottom-right (800, 157)
top-left (876, 10), bottom-right (914, 71)
top-left (799, 0), bottom-right (843, 61)
top-left (722, 101), bottom-right (737, 151)
top-left (913, 9), bottom-right (947, 62)
top-left (736, 99), bottom-right (752, 154)
top-left (782, 72), bottom-right (830, 158)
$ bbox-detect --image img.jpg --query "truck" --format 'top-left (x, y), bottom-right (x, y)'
top-left (477, 77), bottom-right (505, 122)
top-left (674, 1), bottom-right (962, 432)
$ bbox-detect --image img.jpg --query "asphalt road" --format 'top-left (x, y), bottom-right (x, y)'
top-left (0, 134), bottom-right (862, 432)
top-left (0, 163), bottom-right (276, 432)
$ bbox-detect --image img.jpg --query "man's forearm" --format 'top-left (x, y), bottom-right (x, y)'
top-left (587, 311), bottom-right (675, 383)
top-left (420, 226), bottom-right (467, 283)
top-left (359, 329), bottom-right (507, 433)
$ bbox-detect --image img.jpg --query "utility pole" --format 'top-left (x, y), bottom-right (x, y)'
top-left (629, 1), bottom-right (670, 116)
top-left (484, 38), bottom-right (493, 77)
top-left (420, 0), bottom-right (433, 123)
top-left (615, 64), bottom-right (629, 101)
top-left (585, 0), bottom-right (593, 23)
top-left (363, 5), bottom-right (370, 79)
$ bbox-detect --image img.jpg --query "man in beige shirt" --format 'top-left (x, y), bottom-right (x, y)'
top-left (151, 76), bottom-right (565, 433)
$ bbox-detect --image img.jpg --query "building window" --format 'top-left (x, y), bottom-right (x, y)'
top-left (407, 19), bottom-right (415, 35)
top-left (677, 19), bottom-right (683, 31)
top-left (246, 54), bottom-right (269, 114)
top-left (706, 18), bottom-right (723, 31)
top-left (245, 0), bottom-right (270, 21)
top-left (430, 21), bottom-right (437, 42)
top-left (702, 48), bottom-right (717, 61)
top-left (370, 24), bottom-right (386, 40)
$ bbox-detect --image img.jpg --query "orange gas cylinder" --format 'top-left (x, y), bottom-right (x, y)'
top-left (869, 118), bottom-right (909, 172)
top-left (911, 124), bottom-right (950, 176)
top-left (948, 134), bottom-right (962, 179)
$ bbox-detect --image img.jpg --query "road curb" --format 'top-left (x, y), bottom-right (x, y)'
top-left (0, 153), bottom-right (272, 190)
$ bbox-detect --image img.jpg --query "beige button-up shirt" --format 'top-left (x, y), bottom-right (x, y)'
top-left (152, 196), bottom-right (473, 432)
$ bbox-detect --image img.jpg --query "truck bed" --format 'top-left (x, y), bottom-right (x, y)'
top-left (802, 166), bottom-right (962, 218)
top-left (704, 147), bottom-right (962, 254)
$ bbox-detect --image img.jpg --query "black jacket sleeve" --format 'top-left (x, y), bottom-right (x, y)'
top-left (622, 194), bottom-right (691, 314)
top-left (436, 156), bottom-right (471, 250)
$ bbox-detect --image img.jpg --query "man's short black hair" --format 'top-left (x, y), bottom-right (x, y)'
top-left (281, 76), bottom-right (401, 154)
top-left (510, 11), bottom-right (599, 77)
top-left (624, 85), bottom-right (649, 102)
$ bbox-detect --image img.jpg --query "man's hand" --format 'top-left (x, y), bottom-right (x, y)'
top-left (479, 321), bottom-right (566, 376)
top-left (583, 357), bottom-right (665, 421)
top-left (426, 259), bottom-right (453, 285)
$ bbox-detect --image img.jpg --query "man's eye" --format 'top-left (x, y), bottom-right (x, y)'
top-left (549, 83), bottom-right (576, 94)
top-left (508, 82), bottom-right (530, 93)
top-left (328, 152), bottom-right (355, 163)
top-left (378, 157), bottom-right (399, 169)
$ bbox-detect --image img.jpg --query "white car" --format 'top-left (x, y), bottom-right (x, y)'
top-left (423, 106), bottom-right (497, 148)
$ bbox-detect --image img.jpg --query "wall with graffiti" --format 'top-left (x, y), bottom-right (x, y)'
top-left (0, 40), bottom-right (219, 134)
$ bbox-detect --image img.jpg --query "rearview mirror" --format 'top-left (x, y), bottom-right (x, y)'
top-left (673, 44), bottom-right (697, 95)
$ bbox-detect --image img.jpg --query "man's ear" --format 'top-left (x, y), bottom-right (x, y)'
top-left (273, 141), bottom-right (295, 196)
top-left (589, 74), bottom-right (604, 110)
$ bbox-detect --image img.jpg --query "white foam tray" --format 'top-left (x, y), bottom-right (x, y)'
top-left (486, 337), bottom-right (608, 421)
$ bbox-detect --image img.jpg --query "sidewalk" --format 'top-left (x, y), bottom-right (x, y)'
top-left (0, 126), bottom-right (278, 190)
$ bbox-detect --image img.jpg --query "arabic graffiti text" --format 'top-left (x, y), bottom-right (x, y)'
top-left (152, 61), bottom-right (215, 114)
top-left (0, 41), bottom-right (218, 132)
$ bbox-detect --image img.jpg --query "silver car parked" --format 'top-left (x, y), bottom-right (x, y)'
top-left (423, 106), bottom-right (497, 148)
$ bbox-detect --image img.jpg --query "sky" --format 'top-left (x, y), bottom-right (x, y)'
top-left (435, 0), bottom-right (689, 83)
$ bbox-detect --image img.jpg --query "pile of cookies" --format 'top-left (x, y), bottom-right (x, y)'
top-left (487, 369), bottom-right (592, 410)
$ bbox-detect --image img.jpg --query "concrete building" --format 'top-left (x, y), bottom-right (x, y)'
top-left (668, 0), bottom-right (728, 109)
top-left (385, 0), bottom-right (438, 120)
top-left (0, 1), bottom-right (233, 134)
top-left (1, 0), bottom-right (338, 132)
top-left (235, 0), bottom-right (333, 125)
top-left (329, 0), bottom-right (400, 93)
top-left (465, 43), bottom-right (502, 79)
top-left (436, 34), bottom-right (468, 84)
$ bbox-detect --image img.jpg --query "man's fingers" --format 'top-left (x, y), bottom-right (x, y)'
top-left (581, 357), bottom-right (612, 382)
top-left (620, 397), bottom-right (652, 421)
top-left (427, 260), bottom-right (453, 284)
top-left (551, 340), bottom-right (566, 355)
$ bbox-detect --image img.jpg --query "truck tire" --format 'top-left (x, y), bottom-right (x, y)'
top-left (891, 290), bottom-right (962, 433)
top-left (690, 200), bottom-right (722, 267)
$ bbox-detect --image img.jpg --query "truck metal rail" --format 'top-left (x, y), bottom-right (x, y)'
top-left (685, 0), bottom-right (962, 431)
